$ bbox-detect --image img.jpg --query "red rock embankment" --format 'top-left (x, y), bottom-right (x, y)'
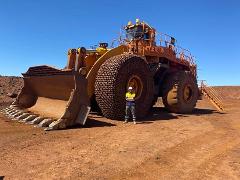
top-left (0, 76), bottom-right (23, 108)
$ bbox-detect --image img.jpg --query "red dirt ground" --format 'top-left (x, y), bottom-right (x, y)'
top-left (0, 76), bottom-right (240, 179)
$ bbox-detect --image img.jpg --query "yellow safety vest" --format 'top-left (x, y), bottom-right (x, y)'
top-left (126, 92), bottom-right (136, 101)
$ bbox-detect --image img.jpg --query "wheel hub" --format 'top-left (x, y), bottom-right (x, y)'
top-left (127, 75), bottom-right (143, 99)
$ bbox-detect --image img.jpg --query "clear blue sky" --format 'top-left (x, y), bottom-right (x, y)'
top-left (0, 0), bottom-right (239, 85)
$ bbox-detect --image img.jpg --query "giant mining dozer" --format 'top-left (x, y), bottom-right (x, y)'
top-left (1, 19), bottom-right (200, 130)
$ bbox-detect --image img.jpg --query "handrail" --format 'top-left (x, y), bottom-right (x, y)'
top-left (156, 32), bottom-right (196, 67)
top-left (200, 80), bottom-right (224, 101)
top-left (116, 29), bottom-right (197, 70)
top-left (202, 86), bottom-right (223, 104)
top-left (200, 80), bottom-right (224, 111)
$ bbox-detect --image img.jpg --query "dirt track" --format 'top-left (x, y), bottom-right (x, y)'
top-left (0, 76), bottom-right (240, 179)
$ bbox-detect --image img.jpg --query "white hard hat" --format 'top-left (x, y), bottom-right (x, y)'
top-left (128, 86), bottom-right (133, 90)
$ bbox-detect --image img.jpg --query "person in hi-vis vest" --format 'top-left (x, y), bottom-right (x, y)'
top-left (124, 86), bottom-right (137, 124)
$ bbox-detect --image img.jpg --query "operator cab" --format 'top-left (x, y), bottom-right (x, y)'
top-left (125, 19), bottom-right (152, 41)
top-left (125, 25), bottom-right (144, 40)
top-left (125, 19), bottom-right (156, 48)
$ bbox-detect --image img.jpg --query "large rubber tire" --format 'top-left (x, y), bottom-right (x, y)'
top-left (162, 71), bottom-right (198, 113)
top-left (95, 54), bottom-right (154, 120)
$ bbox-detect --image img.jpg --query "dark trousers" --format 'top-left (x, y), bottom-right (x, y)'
top-left (125, 102), bottom-right (136, 121)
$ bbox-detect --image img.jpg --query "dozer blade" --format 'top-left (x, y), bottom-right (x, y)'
top-left (2, 65), bottom-right (90, 130)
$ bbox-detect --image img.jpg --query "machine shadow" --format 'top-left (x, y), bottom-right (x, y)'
top-left (69, 118), bottom-right (116, 129)
top-left (191, 108), bottom-right (225, 115)
top-left (141, 107), bottom-right (178, 123)
top-left (141, 106), bottom-right (224, 123)
top-left (69, 107), bottom-right (224, 128)
top-left (84, 118), bottom-right (116, 128)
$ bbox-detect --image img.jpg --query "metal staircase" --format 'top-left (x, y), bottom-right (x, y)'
top-left (200, 81), bottom-right (224, 112)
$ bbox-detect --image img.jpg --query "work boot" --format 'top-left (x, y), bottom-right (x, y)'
top-left (133, 120), bottom-right (137, 124)
top-left (124, 120), bottom-right (128, 123)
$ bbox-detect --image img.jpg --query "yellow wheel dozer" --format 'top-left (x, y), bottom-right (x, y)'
top-left (1, 19), bottom-right (200, 130)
